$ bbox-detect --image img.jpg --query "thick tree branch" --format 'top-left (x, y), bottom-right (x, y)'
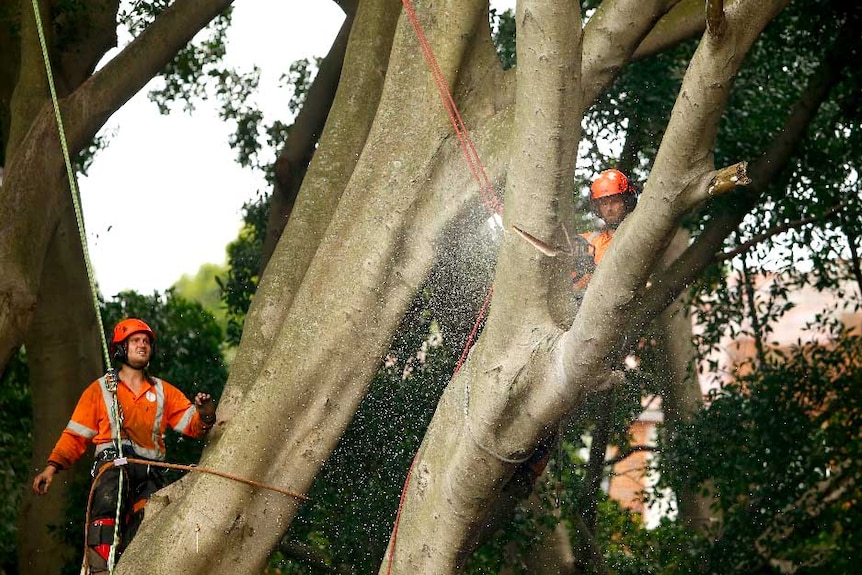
top-left (563, 0), bottom-right (790, 394)
top-left (63, 0), bottom-right (234, 150)
top-left (262, 8), bottom-right (354, 267)
top-left (214, 0), bottom-right (400, 427)
top-left (632, 0), bottom-right (705, 60)
top-left (123, 3), bottom-right (514, 573)
top-left (581, 0), bottom-right (685, 108)
top-left (0, 0), bottom-right (234, 386)
top-left (491, 0), bottom-right (582, 331)
top-left (634, 17), bottom-right (852, 325)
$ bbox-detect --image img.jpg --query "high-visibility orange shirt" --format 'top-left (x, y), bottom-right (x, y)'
top-left (572, 229), bottom-right (615, 290)
top-left (48, 375), bottom-right (207, 469)
top-left (581, 230), bottom-right (614, 264)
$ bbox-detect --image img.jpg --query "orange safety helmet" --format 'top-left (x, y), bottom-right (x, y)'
top-left (590, 169), bottom-right (636, 200)
top-left (110, 318), bottom-right (155, 361)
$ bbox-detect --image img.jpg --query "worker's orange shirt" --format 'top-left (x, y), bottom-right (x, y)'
top-left (582, 230), bottom-right (614, 264)
top-left (48, 375), bottom-right (207, 469)
top-left (572, 230), bottom-right (615, 290)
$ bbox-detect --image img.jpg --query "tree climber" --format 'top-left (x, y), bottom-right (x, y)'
top-left (525, 168), bottom-right (639, 483)
top-left (571, 168), bottom-right (639, 291)
top-left (31, 318), bottom-right (217, 574)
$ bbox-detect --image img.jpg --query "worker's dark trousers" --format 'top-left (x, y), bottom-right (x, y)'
top-left (87, 448), bottom-right (164, 573)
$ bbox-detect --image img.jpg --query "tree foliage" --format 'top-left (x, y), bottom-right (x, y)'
top-left (0, 351), bottom-right (30, 573)
top-left (660, 310), bottom-right (862, 573)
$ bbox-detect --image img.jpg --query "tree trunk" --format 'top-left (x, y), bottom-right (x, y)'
top-left (383, 1), bottom-right (788, 572)
top-left (118, 2), bottom-right (512, 572)
top-left (0, 0), bottom-right (233, 378)
top-left (17, 193), bottom-right (102, 575)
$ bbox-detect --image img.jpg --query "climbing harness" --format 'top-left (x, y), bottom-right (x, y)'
top-left (28, 2), bottom-right (309, 573)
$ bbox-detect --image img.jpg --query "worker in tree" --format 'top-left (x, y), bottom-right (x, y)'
top-left (32, 318), bottom-right (217, 574)
top-left (572, 168), bottom-right (639, 291)
top-left (524, 169), bottom-right (639, 485)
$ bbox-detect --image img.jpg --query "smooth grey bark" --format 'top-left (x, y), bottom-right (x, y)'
top-left (118, 1), bottom-right (511, 572)
top-left (384, 1), bottom-right (789, 573)
top-left (213, 0), bottom-right (403, 430)
top-left (261, 3), bottom-right (355, 267)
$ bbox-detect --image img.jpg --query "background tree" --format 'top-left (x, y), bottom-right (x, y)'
top-left (1, 2), bottom-right (238, 572)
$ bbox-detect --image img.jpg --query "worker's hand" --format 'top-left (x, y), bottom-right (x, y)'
top-left (194, 392), bottom-right (216, 425)
top-left (32, 465), bottom-right (57, 496)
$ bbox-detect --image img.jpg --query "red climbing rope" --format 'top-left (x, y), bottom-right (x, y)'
top-left (386, 2), bottom-right (501, 572)
top-left (454, 285), bottom-right (494, 375)
top-left (400, 0), bottom-right (502, 216)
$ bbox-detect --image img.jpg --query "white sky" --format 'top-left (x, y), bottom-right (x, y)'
top-left (81, 1), bottom-right (345, 297)
top-left (81, 1), bottom-right (515, 297)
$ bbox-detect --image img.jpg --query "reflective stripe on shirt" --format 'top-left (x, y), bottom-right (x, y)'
top-left (66, 419), bottom-right (96, 438)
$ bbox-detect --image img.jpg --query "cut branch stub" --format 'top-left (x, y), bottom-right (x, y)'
top-left (708, 161), bottom-right (751, 197)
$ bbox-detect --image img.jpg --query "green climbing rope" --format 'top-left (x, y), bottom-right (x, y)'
top-left (30, 1), bottom-right (126, 572)
top-left (29, 0), bottom-right (111, 368)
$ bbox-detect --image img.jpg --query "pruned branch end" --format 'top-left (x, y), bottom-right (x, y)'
top-left (708, 161), bottom-right (751, 198)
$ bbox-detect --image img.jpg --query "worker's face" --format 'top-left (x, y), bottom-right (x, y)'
top-left (594, 194), bottom-right (631, 228)
top-left (125, 332), bottom-right (152, 368)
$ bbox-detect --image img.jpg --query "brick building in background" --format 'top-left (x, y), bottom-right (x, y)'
top-left (605, 275), bottom-right (861, 526)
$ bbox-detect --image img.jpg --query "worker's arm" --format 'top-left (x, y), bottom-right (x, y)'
top-left (162, 381), bottom-right (217, 437)
top-left (33, 382), bottom-right (101, 495)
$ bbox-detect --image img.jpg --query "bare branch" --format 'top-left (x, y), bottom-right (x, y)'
top-left (65, 0), bottom-right (235, 150)
top-left (718, 202), bottom-right (847, 262)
